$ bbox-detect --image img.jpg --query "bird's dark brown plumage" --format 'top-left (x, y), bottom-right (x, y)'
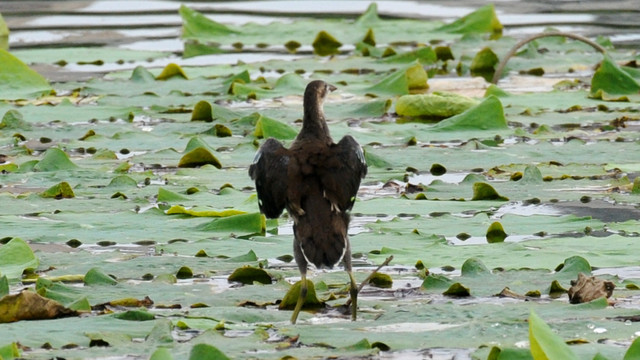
top-left (249, 80), bottom-right (367, 323)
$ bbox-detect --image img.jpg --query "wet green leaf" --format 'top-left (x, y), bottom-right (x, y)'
top-left (114, 309), bottom-right (155, 321)
top-left (0, 238), bottom-right (38, 280)
top-left (180, 5), bottom-right (240, 40)
top-left (624, 337), bottom-right (640, 360)
top-left (0, 276), bottom-right (8, 298)
top-left (0, 342), bottom-right (20, 360)
top-left (529, 310), bottom-right (579, 360)
top-left (156, 63), bottom-right (188, 81)
top-left (0, 110), bottom-right (31, 130)
top-left (157, 188), bottom-right (188, 202)
top-left (227, 266), bottom-right (271, 285)
top-left (33, 148), bottom-right (77, 172)
top-left (443, 282), bottom-right (470, 296)
top-left (436, 4), bottom-right (503, 37)
top-left (84, 267), bottom-right (117, 286)
top-left (486, 222), bottom-right (507, 243)
top-left (150, 347), bottom-right (174, 360)
top-left (461, 258), bottom-right (491, 276)
top-left (254, 113), bottom-right (298, 140)
top-left (471, 182), bottom-right (508, 201)
top-left (40, 182), bottom-right (75, 199)
top-left (179, 136), bottom-right (222, 168)
top-left (197, 212), bottom-right (266, 234)
top-left (188, 343), bottom-right (230, 360)
top-left (166, 205), bottom-right (246, 217)
top-left (369, 272), bottom-right (393, 288)
top-left (396, 92), bottom-right (478, 118)
top-left (312, 31), bottom-right (343, 56)
top-left (590, 54), bottom-right (640, 100)
top-left (0, 49), bottom-right (52, 100)
top-left (279, 279), bottom-right (323, 310)
top-left (191, 100), bottom-right (214, 122)
top-left (431, 96), bottom-right (507, 131)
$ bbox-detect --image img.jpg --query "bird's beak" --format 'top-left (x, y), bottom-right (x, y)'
top-left (327, 84), bottom-right (337, 92)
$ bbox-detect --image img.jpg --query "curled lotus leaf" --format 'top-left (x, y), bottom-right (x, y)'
top-left (191, 100), bottom-right (214, 122)
top-left (486, 222), bottom-right (507, 243)
top-left (279, 279), bottom-right (323, 310)
top-left (471, 182), bottom-right (508, 201)
top-left (312, 31), bottom-right (342, 56)
top-left (396, 92), bottom-right (478, 118)
top-left (227, 266), bottom-right (271, 285)
top-left (40, 182), bottom-right (75, 199)
top-left (156, 63), bottom-right (188, 81)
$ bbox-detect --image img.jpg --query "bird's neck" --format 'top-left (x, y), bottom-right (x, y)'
top-left (301, 99), bottom-right (331, 141)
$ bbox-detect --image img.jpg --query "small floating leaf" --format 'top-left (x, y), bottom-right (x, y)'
top-left (421, 274), bottom-right (454, 290)
top-left (486, 222), bottom-right (507, 243)
top-left (40, 182), bottom-right (75, 199)
top-left (312, 31), bottom-right (342, 56)
top-left (130, 66), bottom-right (155, 83)
top-left (368, 273), bottom-right (393, 288)
top-left (461, 258), bottom-right (492, 276)
top-left (471, 182), bottom-right (508, 201)
top-left (279, 279), bottom-right (323, 310)
top-left (176, 266), bottom-right (193, 279)
top-left (180, 4), bottom-right (239, 39)
top-left (470, 47), bottom-right (499, 81)
top-left (362, 28), bottom-right (376, 46)
top-left (430, 163), bottom-right (447, 175)
top-left (114, 309), bottom-right (155, 321)
top-left (34, 148), bottom-right (78, 172)
top-left (191, 100), bottom-right (213, 122)
top-left (254, 113), bottom-right (297, 140)
top-left (0, 48), bottom-right (53, 100)
top-left (435, 4), bottom-right (503, 37)
top-left (431, 96), bottom-right (507, 132)
top-left (107, 175), bottom-right (138, 188)
top-left (227, 266), bottom-right (271, 285)
top-left (529, 311), bottom-right (579, 360)
top-left (179, 136), bottom-right (221, 168)
top-left (443, 282), bottom-right (470, 297)
top-left (590, 53), bottom-right (640, 100)
top-left (198, 213), bottom-right (266, 234)
top-left (166, 205), bottom-right (246, 217)
top-left (156, 63), bottom-right (188, 81)
top-left (84, 267), bottom-right (117, 286)
top-left (556, 256), bottom-right (592, 277)
top-left (0, 276), bottom-right (8, 298)
top-left (0, 110), bottom-right (31, 130)
top-left (157, 188), bottom-right (188, 202)
top-left (188, 343), bottom-right (230, 360)
top-left (396, 92), bottom-right (478, 118)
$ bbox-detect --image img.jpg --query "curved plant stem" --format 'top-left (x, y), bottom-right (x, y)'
top-left (492, 32), bottom-right (607, 84)
top-left (344, 255), bottom-right (394, 307)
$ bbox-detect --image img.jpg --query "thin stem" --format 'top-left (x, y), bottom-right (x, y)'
top-left (492, 32), bottom-right (607, 84)
top-left (344, 255), bottom-right (394, 307)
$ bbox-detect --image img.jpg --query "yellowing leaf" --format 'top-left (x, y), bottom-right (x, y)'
top-left (529, 311), bottom-right (579, 360)
top-left (0, 49), bottom-right (52, 100)
top-left (156, 63), bottom-right (188, 81)
top-left (166, 205), bottom-right (246, 217)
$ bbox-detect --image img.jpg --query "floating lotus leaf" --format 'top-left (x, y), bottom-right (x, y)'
top-left (166, 205), bottom-right (246, 217)
top-left (529, 311), bottom-right (579, 360)
top-left (33, 148), bottom-right (77, 172)
top-left (590, 53), bottom-right (640, 101)
top-left (461, 258), bottom-right (492, 276)
top-left (436, 4), bottom-right (503, 37)
top-left (396, 92), bottom-right (478, 118)
top-left (624, 338), bottom-right (640, 360)
top-left (157, 188), bottom-right (188, 202)
top-left (279, 279), bottom-right (323, 310)
top-left (368, 272), bottom-right (392, 288)
top-left (0, 291), bottom-right (77, 323)
top-left (521, 165), bottom-right (543, 184)
top-left (0, 110), bottom-right (31, 130)
top-left (312, 31), bottom-right (342, 56)
top-left (0, 342), bottom-right (19, 359)
top-left (179, 5), bottom-right (240, 40)
top-left (431, 96), bottom-right (507, 131)
top-left (84, 267), bottom-right (117, 286)
top-left (368, 61), bottom-right (428, 95)
top-left (191, 100), bottom-right (213, 122)
top-left (486, 222), bottom-right (507, 243)
top-left (254, 113), bottom-right (297, 140)
top-left (471, 182), bottom-right (508, 201)
top-left (176, 266), bottom-right (193, 279)
top-left (556, 256), bottom-right (592, 277)
top-left (284, 40), bottom-right (301, 53)
top-left (156, 63), bottom-right (188, 80)
top-left (188, 343), bottom-right (230, 360)
top-left (197, 212), bottom-right (265, 234)
top-left (421, 274), bottom-right (455, 290)
top-left (0, 49), bottom-right (52, 100)
top-left (362, 28), bottom-right (376, 46)
top-left (443, 282), bottom-right (471, 297)
top-left (107, 175), bottom-right (138, 188)
top-left (150, 347), bottom-right (174, 360)
top-left (355, 3), bottom-right (380, 27)
top-left (179, 136), bottom-right (222, 168)
top-left (114, 309), bottom-right (155, 321)
top-left (130, 66), bottom-right (155, 83)
top-left (0, 13), bottom-right (7, 51)
top-left (227, 266), bottom-right (271, 285)
top-left (470, 47), bottom-right (499, 80)
top-left (40, 182), bottom-right (75, 199)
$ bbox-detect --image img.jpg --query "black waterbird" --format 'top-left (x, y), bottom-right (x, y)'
top-left (249, 80), bottom-right (367, 324)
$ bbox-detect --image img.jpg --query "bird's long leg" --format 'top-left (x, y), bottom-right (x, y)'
top-left (291, 273), bottom-right (307, 324)
top-left (348, 270), bottom-right (358, 321)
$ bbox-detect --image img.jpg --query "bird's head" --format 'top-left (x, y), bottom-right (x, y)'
top-left (304, 80), bottom-right (336, 113)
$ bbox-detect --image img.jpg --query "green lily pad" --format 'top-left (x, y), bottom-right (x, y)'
top-left (84, 267), bottom-right (117, 286)
top-left (227, 266), bottom-right (271, 285)
top-left (197, 212), bottom-right (266, 234)
top-left (431, 96), bottom-right (507, 131)
top-left (486, 222), bottom-right (507, 243)
top-left (156, 63), bottom-right (188, 80)
top-left (0, 49), bottom-right (52, 100)
top-left (443, 282), bottom-right (471, 297)
top-left (0, 238), bottom-right (38, 280)
top-left (590, 53), bottom-right (640, 100)
top-left (114, 309), bottom-right (155, 321)
top-left (40, 182), bottom-right (75, 199)
top-left (166, 205), bottom-right (246, 217)
top-left (191, 100), bottom-right (214, 122)
top-left (396, 92), bottom-right (479, 118)
top-left (312, 31), bottom-right (343, 56)
top-left (33, 148), bottom-right (78, 172)
top-left (0, 342), bottom-right (20, 360)
top-left (461, 258), bottom-right (492, 276)
top-left (0, 276), bottom-right (8, 298)
top-left (180, 4), bottom-right (239, 40)
top-left (0, 110), bottom-right (31, 130)
top-left (435, 4), bottom-right (503, 37)
top-left (188, 343), bottom-right (230, 360)
top-left (368, 272), bottom-right (393, 288)
top-left (178, 136), bottom-right (222, 168)
top-left (279, 279), bottom-right (323, 310)
top-left (254, 113), bottom-right (298, 140)
top-left (529, 311), bottom-right (579, 360)
top-left (471, 182), bottom-right (508, 201)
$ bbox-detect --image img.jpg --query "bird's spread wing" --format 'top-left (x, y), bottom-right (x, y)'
top-left (248, 138), bottom-right (290, 218)
top-left (321, 135), bottom-right (367, 212)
